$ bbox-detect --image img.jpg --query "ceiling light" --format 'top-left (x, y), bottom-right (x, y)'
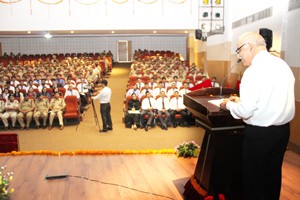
top-left (27, 31), bottom-right (31, 34)
top-left (44, 33), bottom-right (52, 39)
top-left (70, 31), bottom-right (74, 34)
top-left (111, 31), bottom-right (115, 34)
top-left (153, 31), bottom-right (157, 34)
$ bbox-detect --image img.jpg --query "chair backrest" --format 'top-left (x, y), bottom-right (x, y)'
top-left (125, 96), bottom-right (132, 112)
top-left (46, 88), bottom-right (53, 97)
top-left (64, 96), bottom-right (78, 112)
top-left (58, 87), bottom-right (66, 97)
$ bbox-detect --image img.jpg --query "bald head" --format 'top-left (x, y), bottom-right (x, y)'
top-left (237, 32), bottom-right (268, 66)
top-left (238, 32), bottom-right (267, 49)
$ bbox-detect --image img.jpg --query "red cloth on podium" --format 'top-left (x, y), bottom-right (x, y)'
top-left (235, 80), bottom-right (241, 91)
top-left (190, 79), bottom-right (212, 91)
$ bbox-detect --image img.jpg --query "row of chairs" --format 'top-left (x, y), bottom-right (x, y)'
top-left (127, 75), bottom-right (205, 87)
top-left (0, 52), bottom-right (111, 64)
top-left (0, 95), bottom-right (80, 127)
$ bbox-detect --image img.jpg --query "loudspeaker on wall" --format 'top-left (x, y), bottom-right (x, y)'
top-left (259, 28), bottom-right (272, 51)
top-left (195, 29), bottom-right (202, 40)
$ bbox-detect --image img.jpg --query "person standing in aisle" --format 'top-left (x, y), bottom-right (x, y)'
top-left (220, 32), bottom-right (295, 200)
top-left (92, 79), bottom-right (112, 132)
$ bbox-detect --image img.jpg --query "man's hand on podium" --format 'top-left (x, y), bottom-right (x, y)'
top-left (220, 96), bottom-right (240, 110)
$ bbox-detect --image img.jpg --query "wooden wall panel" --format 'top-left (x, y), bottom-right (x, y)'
top-left (290, 101), bottom-right (300, 153)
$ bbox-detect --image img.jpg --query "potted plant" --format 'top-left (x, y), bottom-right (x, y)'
top-left (175, 141), bottom-right (200, 158)
top-left (0, 165), bottom-right (14, 200)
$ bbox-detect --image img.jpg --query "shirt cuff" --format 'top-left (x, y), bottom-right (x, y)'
top-left (226, 101), bottom-right (241, 119)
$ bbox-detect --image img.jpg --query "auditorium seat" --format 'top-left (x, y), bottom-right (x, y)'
top-left (63, 96), bottom-right (81, 125)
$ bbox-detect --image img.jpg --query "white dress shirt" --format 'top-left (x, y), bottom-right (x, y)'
top-left (141, 97), bottom-right (157, 110)
top-left (92, 86), bottom-right (112, 104)
top-left (169, 96), bottom-right (186, 110)
top-left (226, 50), bottom-right (295, 126)
top-left (179, 88), bottom-right (191, 96)
top-left (156, 96), bottom-right (170, 111)
top-left (126, 88), bottom-right (141, 99)
top-left (64, 89), bottom-right (80, 99)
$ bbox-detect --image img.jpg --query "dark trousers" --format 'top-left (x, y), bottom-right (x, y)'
top-left (80, 94), bottom-right (88, 113)
top-left (157, 110), bottom-right (170, 126)
top-left (170, 109), bottom-right (188, 125)
top-left (127, 113), bottom-right (140, 125)
top-left (140, 110), bottom-right (155, 126)
top-left (243, 123), bottom-right (290, 200)
top-left (100, 103), bottom-right (112, 130)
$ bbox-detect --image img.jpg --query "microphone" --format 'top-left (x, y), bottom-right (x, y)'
top-left (219, 59), bottom-right (242, 97)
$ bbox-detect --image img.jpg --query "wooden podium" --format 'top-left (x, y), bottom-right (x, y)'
top-left (183, 88), bottom-right (245, 200)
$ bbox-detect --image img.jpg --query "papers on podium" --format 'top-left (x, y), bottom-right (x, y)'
top-left (208, 99), bottom-right (224, 107)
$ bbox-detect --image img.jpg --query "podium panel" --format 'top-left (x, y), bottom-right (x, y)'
top-left (183, 88), bottom-right (245, 199)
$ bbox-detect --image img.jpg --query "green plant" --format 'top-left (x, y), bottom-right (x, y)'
top-left (0, 166), bottom-right (14, 200)
top-left (175, 141), bottom-right (200, 158)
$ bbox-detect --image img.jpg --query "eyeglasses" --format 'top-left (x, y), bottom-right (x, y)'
top-left (235, 43), bottom-right (249, 54)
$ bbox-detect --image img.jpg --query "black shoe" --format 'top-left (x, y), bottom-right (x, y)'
top-left (164, 125), bottom-right (168, 130)
top-left (144, 125), bottom-right (148, 132)
top-left (36, 126), bottom-right (40, 129)
top-left (107, 127), bottom-right (113, 130)
top-left (173, 124), bottom-right (177, 128)
top-left (100, 129), bottom-right (108, 132)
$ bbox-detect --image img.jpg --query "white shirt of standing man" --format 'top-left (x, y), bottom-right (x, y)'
top-left (92, 80), bottom-right (111, 104)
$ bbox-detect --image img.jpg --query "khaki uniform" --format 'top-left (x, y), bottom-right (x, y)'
top-left (2, 100), bottom-right (19, 128)
top-left (49, 97), bottom-right (66, 126)
top-left (33, 98), bottom-right (49, 127)
top-left (17, 99), bottom-right (35, 128)
top-left (0, 100), bottom-right (5, 121)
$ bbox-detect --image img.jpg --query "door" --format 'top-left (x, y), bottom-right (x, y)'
top-left (117, 40), bottom-right (132, 62)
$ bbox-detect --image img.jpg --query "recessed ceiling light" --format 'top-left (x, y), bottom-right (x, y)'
top-left (184, 31), bottom-right (188, 34)
top-left (27, 31), bottom-right (31, 34)
top-left (111, 31), bottom-right (115, 34)
top-left (153, 31), bottom-right (157, 34)
top-left (70, 31), bottom-right (74, 34)
top-left (44, 33), bottom-right (52, 39)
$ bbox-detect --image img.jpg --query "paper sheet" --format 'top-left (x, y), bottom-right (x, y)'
top-left (208, 99), bottom-right (224, 107)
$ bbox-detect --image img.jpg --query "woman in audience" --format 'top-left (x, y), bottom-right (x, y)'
top-left (27, 87), bottom-right (37, 98)
top-left (2, 88), bottom-right (10, 100)
top-left (40, 87), bottom-right (52, 99)
top-left (13, 86), bottom-right (24, 101)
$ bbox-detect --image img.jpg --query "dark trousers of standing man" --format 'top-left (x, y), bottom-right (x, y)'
top-left (243, 123), bottom-right (290, 200)
top-left (100, 103), bottom-right (112, 130)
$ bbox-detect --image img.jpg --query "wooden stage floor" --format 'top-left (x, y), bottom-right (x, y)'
top-left (0, 150), bottom-right (299, 200)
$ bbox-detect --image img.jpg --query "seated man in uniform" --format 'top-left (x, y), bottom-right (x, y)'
top-left (2, 94), bottom-right (19, 130)
top-left (169, 91), bottom-right (189, 128)
top-left (17, 94), bottom-right (35, 130)
top-left (33, 93), bottom-right (49, 129)
top-left (48, 92), bottom-right (66, 130)
top-left (140, 91), bottom-right (156, 131)
top-left (155, 90), bottom-right (170, 130)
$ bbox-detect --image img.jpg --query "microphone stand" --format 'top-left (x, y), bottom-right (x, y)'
top-left (219, 59), bottom-right (241, 98)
